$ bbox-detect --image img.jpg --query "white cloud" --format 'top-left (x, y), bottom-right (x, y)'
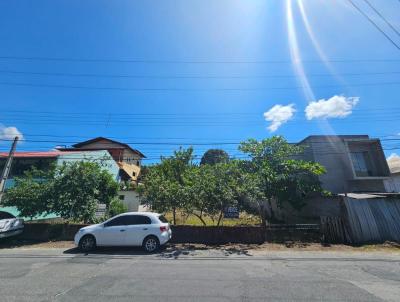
top-left (0, 125), bottom-right (24, 140)
top-left (263, 104), bottom-right (296, 132)
top-left (305, 95), bottom-right (359, 120)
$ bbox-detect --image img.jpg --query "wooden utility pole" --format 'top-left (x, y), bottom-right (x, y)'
top-left (0, 136), bottom-right (19, 204)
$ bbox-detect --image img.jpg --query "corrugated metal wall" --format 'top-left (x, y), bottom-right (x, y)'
top-left (343, 197), bottom-right (400, 243)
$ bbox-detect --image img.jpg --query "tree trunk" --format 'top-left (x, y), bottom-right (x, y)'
top-left (267, 199), bottom-right (275, 222)
top-left (172, 207), bottom-right (176, 225)
top-left (258, 201), bottom-right (267, 226)
top-left (193, 213), bottom-right (207, 226)
top-left (216, 210), bottom-right (224, 226)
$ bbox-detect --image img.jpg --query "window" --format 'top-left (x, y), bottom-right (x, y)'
top-left (0, 211), bottom-right (15, 219)
top-left (351, 152), bottom-right (371, 177)
top-left (124, 215), bottom-right (152, 225)
top-left (104, 216), bottom-right (127, 227)
top-left (158, 215), bottom-right (169, 223)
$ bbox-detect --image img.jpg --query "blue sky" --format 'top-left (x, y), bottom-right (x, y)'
top-left (0, 0), bottom-right (400, 162)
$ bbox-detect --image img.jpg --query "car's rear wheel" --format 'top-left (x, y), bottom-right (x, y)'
top-left (142, 236), bottom-right (159, 253)
top-left (79, 235), bottom-right (96, 252)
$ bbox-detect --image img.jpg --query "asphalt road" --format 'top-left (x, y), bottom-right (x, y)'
top-left (0, 248), bottom-right (400, 302)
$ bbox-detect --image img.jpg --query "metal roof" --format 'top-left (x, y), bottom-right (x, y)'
top-left (0, 151), bottom-right (62, 158)
top-left (71, 137), bottom-right (146, 158)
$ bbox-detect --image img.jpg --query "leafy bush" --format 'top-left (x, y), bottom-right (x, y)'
top-left (108, 198), bottom-right (128, 217)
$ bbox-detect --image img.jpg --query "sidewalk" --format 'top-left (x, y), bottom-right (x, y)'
top-left (1, 241), bottom-right (400, 260)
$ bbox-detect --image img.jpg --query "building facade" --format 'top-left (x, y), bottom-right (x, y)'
top-left (57, 137), bottom-right (145, 184)
top-left (298, 135), bottom-right (390, 193)
top-left (0, 150), bottom-right (120, 189)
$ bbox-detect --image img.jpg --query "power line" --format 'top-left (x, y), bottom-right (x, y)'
top-left (0, 69), bottom-right (400, 79)
top-left (1, 146), bottom-right (399, 160)
top-left (2, 137), bottom-right (400, 146)
top-left (0, 80), bottom-right (399, 92)
top-left (346, 0), bottom-right (400, 51)
top-left (362, 0), bottom-right (400, 38)
top-left (0, 56), bottom-right (400, 64)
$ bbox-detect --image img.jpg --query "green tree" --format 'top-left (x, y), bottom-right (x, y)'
top-left (108, 198), bottom-right (128, 217)
top-left (200, 149), bottom-right (229, 165)
top-left (239, 136), bottom-right (326, 225)
top-left (138, 147), bottom-right (194, 224)
top-left (186, 161), bottom-right (243, 225)
top-left (4, 161), bottom-right (119, 223)
top-left (2, 167), bottom-right (54, 219)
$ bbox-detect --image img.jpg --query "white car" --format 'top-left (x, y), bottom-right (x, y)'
top-left (74, 212), bottom-right (172, 253)
top-left (0, 211), bottom-right (24, 239)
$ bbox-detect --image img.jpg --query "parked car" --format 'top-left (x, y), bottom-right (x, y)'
top-left (74, 212), bottom-right (172, 253)
top-left (0, 211), bottom-right (24, 239)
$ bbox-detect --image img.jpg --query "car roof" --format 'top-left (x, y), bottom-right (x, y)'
top-left (118, 212), bottom-right (160, 217)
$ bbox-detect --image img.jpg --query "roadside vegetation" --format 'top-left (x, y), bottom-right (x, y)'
top-left (3, 136), bottom-right (326, 226)
top-left (139, 136), bottom-right (326, 226)
top-left (3, 161), bottom-right (119, 223)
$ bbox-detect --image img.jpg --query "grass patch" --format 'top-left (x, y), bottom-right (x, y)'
top-left (164, 211), bottom-right (260, 226)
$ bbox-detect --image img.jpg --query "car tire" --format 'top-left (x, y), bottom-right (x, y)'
top-left (78, 235), bottom-right (96, 252)
top-left (142, 235), bottom-right (160, 253)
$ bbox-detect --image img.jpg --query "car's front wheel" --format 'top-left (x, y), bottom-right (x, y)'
top-left (142, 236), bottom-right (160, 253)
top-left (79, 235), bottom-right (96, 252)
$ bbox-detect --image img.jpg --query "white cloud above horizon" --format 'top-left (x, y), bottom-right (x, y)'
top-left (305, 95), bottom-right (359, 120)
top-left (0, 125), bottom-right (24, 141)
top-left (263, 104), bottom-right (296, 132)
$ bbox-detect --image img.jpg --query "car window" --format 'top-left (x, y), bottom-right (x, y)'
top-left (0, 211), bottom-right (15, 219)
top-left (124, 215), bottom-right (151, 225)
top-left (158, 215), bottom-right (168, 223)
top-left (104, 216), bottom-right (127, 227)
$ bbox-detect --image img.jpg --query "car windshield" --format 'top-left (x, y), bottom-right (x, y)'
top-left (0, 211), bottom-right (16, 219)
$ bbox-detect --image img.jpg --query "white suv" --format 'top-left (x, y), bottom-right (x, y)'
top-left (74, 212), bottom-right (172, 253)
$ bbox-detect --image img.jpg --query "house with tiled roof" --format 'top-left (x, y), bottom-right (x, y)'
top-left (56, 137), bottom-right (145, 185)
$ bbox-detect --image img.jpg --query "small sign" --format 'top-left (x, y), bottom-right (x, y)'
top-left (224, 206), bottom-right (239, 218)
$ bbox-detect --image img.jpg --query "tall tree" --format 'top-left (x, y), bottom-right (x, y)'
top-left (200, 149), bottom-right (229, 165)
top-left (239, 136), bottom-right (326, 225)
top-left (138, 147), bottom-right (194, 224)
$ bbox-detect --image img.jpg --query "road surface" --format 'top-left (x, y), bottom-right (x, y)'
top-left (0, 247), bottom-right (399, 301)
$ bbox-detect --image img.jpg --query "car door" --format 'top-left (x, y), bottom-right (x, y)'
top-left (97, 216), bottom-right (128, 246)
top-left (124, 215), bottom-right (152, 246)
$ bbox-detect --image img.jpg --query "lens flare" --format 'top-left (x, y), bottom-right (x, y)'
top-left (286, 0), bottom-right (336, 134)
top-left (297, 0), bottom-right (345, 85)
top-left (286, 0), bottom-right (315, 101)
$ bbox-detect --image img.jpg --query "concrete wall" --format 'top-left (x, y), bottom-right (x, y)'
top-left (19, 224), bottom-right (322, 244)
top-left (272, 196), bottom-right (341, 224)
top-left (299, 136), bottom-right (389, 193)
top-left (117, 190), bottom-right (140, 212)
top-left (57, 150), bottom-right (120, 181)
top-left (300, 136), bottom-right (355, 193)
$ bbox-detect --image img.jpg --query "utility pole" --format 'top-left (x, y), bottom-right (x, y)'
top-left (0, 136), bottom-right (19, 204)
